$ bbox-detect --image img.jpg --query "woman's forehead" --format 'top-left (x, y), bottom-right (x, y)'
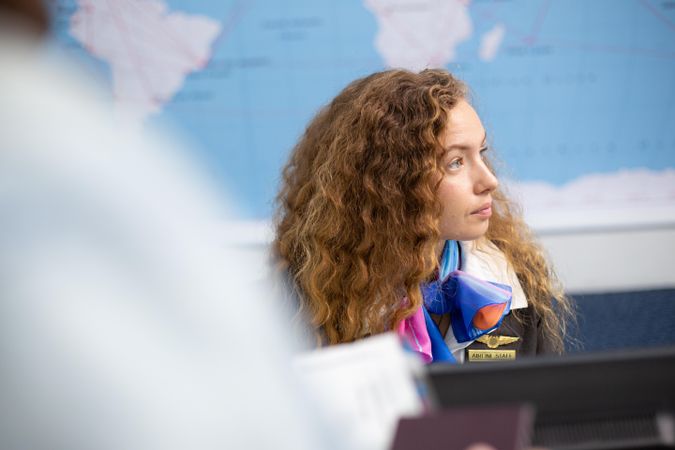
top-left (441, 100), bottom-right (486, 148)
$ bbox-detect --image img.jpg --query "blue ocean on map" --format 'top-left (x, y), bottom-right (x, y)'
top-left (51, 0), bottom-right (675, 219)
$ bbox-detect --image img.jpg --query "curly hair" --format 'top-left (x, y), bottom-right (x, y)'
top-left (273, 69), bottom-right (573, 352)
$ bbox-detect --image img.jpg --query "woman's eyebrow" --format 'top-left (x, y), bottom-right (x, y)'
top-left (446, 131), bottom-right (488, 151)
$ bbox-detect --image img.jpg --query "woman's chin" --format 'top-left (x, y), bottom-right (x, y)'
top-left (443, 223), bottom-right (490, 242)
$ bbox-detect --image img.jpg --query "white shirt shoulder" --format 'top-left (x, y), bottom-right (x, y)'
top-left (459, 238), bottom-right (528, 310)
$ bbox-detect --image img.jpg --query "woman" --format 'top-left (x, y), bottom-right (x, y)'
top-left (274, 69), bottom-right (573, 363)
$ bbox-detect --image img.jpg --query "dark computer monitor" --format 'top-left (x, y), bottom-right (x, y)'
top-left (427, 346), bottom-right (675, 450)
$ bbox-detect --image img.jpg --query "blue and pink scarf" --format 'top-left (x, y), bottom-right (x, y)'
top-left (396, 241), bottom-right (512, 363)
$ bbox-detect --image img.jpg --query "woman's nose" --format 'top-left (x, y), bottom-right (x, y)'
top-left (475, 161), bottom-right (498, 194)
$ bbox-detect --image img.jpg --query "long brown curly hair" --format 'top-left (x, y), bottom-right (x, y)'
top-left (273, 69), bottom-right (573, 352)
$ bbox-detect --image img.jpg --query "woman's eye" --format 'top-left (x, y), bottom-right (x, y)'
top-left (479, 146), bottom-right (489, 160)
top-left (448, 158), bottom-right (463, 170)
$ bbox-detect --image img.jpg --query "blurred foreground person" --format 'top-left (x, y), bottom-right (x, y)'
top-left (0, 1), bottom-right (331, 449)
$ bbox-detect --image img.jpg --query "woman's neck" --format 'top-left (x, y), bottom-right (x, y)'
top-left (435, 240), bottom-right (446, 261)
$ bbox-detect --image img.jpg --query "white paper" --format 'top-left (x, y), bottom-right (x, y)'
top-left (293, 333), bottom-right (425, 450)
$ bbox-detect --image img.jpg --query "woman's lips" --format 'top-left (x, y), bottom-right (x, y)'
top-left (471, 203), bottom-right (492, 218)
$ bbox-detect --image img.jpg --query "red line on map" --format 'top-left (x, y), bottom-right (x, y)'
top-left (473, 10), bottom-right (530, 41)
top-left (539, 39), bottom-right (675, 59)
top-left (71, 0), bottom-right (256, 81)
top-left (473, 1), bottom-right (675, 59)
top-left (119, 0), bottom-right (205, 66)
top-left (211, 0), bottom-right (255, 51)
top-left (70, 0), bottom-right (95, 52)
top-left (523, 0), bottom-right (552, 45)
top-left (428, 2), bottom-right (468, 67)
top-left (83, 0), bottom-right (95, 52)
top-left (367, 3), bottom-right (431, 64)
top-left (639, 0), bottom-right (675, 32)
top-left (104, 0), bottom-right (157, 103)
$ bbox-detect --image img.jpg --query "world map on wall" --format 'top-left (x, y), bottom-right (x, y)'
top-left (51, 0), bottom-right (675, 231)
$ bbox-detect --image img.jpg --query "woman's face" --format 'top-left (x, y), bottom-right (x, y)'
top-left (436, 99), bottom-right (498, 242)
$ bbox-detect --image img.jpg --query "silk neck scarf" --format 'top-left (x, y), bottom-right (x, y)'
top-left (397, 240), bottom-right (512, 363)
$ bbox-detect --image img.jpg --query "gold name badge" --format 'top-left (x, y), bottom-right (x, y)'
top-left (467, 349), bottom-right (516, 362)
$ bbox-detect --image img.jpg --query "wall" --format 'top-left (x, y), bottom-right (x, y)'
top-left (230, 221), bottom-right (675, 295)
top-left (539, 226), bottom-right (675, 294)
